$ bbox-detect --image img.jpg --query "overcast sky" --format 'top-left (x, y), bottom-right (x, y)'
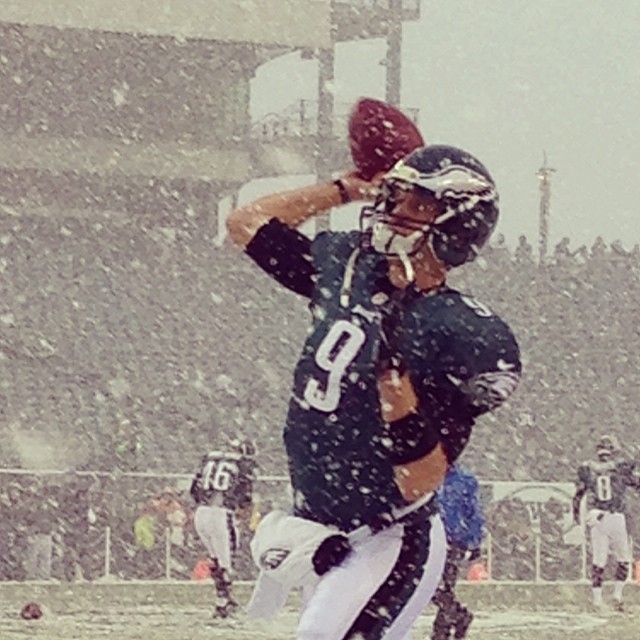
top-left (248, 0), bottom-right (640, 253)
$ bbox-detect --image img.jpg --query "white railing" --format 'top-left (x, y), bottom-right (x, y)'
top-left (86, 524), bottom-right (601, 583)
top-left (251, 99), bottom-right (420, 141)
top-left (0, 469), bottom-right (625, 583)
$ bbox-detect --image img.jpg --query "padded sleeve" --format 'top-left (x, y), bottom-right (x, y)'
top-left (245, 218), bottom-right (315, 298)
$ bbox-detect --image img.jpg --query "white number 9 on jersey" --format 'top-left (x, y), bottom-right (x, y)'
top-left (304, 320), bottom-right (366, 413)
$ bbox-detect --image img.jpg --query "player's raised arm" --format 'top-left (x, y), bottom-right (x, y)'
top-left (226, 96), bottom-right (418, 249)
top-left (225, 174), bottom-right (375, 248)
top-left (225, 173), bottom-right (379, 298)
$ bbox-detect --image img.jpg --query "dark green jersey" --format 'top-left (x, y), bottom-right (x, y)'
top-left (190, 451), bottom-right (257, 511)
top-left (577, 458), bottom-right (640, 513)
top-left (281, 231), bottom-right (521, 532)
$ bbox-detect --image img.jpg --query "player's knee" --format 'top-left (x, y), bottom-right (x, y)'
top-left (212, 563), bottom-right (232, 585)
top-left (615, 562), bottom-right (629, 582)
top-left (209, 556), bottom-right (220, 576)
top-left (591, 565), bottom-right (604, 587)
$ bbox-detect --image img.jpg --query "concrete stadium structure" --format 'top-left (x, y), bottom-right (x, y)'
top-left (0, 0), bottom-right (420, 229)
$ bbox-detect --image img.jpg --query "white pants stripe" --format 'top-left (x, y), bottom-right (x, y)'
top-left (297, 513), bottom-right (446, 640)
top-left (588, 510), bottom-right (631, 567)
top-left (194, 504), bottom-right (237, 570)
top-left (384, 515), bottom-right (447, 640)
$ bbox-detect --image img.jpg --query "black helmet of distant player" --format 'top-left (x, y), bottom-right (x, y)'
top-left (231, 438), bottom-right (257, 457)
top-left (596, 434), bottom-right (619, 461)
top-left (360, 144), bottom-right (499, 268)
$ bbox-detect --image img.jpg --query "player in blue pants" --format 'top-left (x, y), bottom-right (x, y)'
top-left (431, 465), bottom-right (484, 639)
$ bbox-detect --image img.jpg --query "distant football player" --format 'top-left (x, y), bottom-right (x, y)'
top-left (431, 464), bottom-right (484, 640)
top-left (573, 434), bottom-right (640, 611)
top-left (190, 438), bottom-right (258, 618)
top-left (227, 144), bottom-right (521, 639)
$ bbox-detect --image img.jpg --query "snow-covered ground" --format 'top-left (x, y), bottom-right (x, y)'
top-left (1, 582), bottom-right (638, 639)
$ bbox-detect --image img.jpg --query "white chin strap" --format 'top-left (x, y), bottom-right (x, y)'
top-left (371, 223), bottom-right (427, 282)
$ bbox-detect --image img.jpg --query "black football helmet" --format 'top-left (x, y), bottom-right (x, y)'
top-left (230, 437), bottom-right (257, 457)
top-left (360, 144), bottom-right (499, 268)
top-left (596, 434), bottom-right (619, 460)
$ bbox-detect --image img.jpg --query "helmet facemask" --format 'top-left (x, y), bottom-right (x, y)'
top-left (360, 180), bottom-right (441, 282)
top-left (596, 435), bottom-right (619, 461)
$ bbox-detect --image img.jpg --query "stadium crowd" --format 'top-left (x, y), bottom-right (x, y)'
top-left (2, 211), bottom-right (640, 581)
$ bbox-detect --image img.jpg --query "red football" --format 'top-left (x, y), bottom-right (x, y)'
top-left (348, 97), bottom-right (425, 180)
top-left (20, 602), bottom-right (43, 620)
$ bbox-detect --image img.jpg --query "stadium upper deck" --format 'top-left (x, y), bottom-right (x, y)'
top-left (0, 1), bottom-right (419, 218)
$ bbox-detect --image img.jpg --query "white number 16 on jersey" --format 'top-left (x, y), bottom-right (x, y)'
top-left (303, 320), bottom-right (366, 413)
top-left (202, 460), bottom-right (236, 492)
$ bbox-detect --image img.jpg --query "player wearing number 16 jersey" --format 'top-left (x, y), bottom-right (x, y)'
top-left (573, 434), bottom-right (640, 611)
top-left (227, 144), bottom-right (521, 639)
top-left (190, 440), bottom-right (257, 618)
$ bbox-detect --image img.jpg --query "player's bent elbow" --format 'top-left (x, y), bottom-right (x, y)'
top-left (226, 207), bottom-right (263, 248)
top-left (393, 443), bottom-right (448, 502)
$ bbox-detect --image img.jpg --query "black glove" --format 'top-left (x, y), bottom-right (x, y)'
top-left (312, 534), bottom-right (352, 576)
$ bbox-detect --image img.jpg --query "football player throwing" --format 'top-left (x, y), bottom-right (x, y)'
top-left (227, 144), bottom-right (521, 639)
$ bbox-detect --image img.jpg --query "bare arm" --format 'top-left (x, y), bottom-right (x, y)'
top-left (393, 445), bottom-right (449, 502)
top-left (226, 174), bottom-right (379, 248)
top-left (378, 370), bottom-right (449, 501)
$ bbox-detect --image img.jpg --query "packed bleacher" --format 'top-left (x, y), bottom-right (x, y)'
top-left (2, 210), bottom-right (640, 581)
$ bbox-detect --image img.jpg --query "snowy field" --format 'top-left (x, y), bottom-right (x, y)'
top-left (1, 605), bottom-right (634, 640)
top-left (2, 581), bottom-right (639, 639)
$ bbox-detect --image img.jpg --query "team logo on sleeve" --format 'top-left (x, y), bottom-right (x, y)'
top-left (448, 365), bottom-right (520, 411)
top-left (260, 548), bottom-right (290, 570)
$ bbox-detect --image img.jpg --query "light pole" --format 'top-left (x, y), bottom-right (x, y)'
top-left (386, 0), bottom-right (403, 106)
top-left (536, 151), bottom-right (556, 266)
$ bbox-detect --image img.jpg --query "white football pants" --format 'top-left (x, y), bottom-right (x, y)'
top-left (297, 514), bottom-right (446, 640)
top-left (588, 510), bottom-right (631, 567)
top-left (194, 504), bottom-right (238, 570)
